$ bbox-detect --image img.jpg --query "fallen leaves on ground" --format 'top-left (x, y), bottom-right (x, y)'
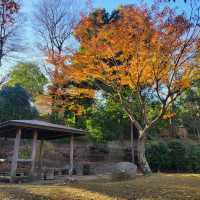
top-left (0, 173), bottom-right (200, 200)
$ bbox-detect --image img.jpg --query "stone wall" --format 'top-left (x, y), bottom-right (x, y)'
top-left (40, 141), bottom-right (131, 175)
top-left (0, 139), bottom-right (131, 175)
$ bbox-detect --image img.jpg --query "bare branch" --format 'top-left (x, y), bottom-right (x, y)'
top-left (33, 0), bottom-right (88, 56)
top-left (0, 0), bottom-right (23, 66)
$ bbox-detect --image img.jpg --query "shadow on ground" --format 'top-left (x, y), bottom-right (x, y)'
top-left (67, 173), bottom-right (200, 200)
top-left (1, 174), bottom-right (200, 200)
top-left (0, 187), bottom-right (51, 200)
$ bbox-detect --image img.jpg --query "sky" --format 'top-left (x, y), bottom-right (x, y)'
top-left (0, 0), bottom-right (191, 76)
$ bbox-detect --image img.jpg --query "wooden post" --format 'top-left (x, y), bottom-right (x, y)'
top-left (10, 128), bottom-right (21, 178)
top-left (37, 139), bottom-right (44, 175)
top-left (30, 130), bottom-right (38, 176)
top-left (69, 135), bottom-right (74, 176)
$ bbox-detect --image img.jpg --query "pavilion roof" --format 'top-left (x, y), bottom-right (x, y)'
top-left (0, 120), bottom-right (85, 140)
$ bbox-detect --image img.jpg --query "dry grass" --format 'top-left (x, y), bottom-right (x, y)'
top-left (0, 173), bottom-right (200, 200)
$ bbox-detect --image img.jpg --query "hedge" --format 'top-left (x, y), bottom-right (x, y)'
top-left (146, 140), bottom-right (200, 172)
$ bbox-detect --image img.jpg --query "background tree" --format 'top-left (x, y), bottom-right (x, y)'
top-left (179, 80), bottom-right (200, 138)
top-left (7, 62), bottom-right (48, 99)
top-left (34, 0), bottom-right (93, 122)
top-left (85, 97), bottom-right (130, 142)
top-left (0, 85), bottom-right (38, 122)
top-left (47, 54), bottom-right (95, 125)
top-left (33, 0), bottom-right (90, 56)
top-left (47, 8), bottom-right (121, 125)
top-left (49, 4), bottom-right (200, 173)
top-left (0, 0), bottom-right (22, 66)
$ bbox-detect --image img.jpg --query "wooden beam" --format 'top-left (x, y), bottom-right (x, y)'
top-left (69, 135), bottom-right (74, 176)
top-left (30, 130), bottom-right (38, 176)
top-left (10, 128), bottom-right (21, 178)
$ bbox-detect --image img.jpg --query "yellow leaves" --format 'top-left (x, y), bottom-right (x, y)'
top-left (64, 88), bottom-right (95, 98)
top-left (47, 4), bottom-right (199, 119)
top-left (2, 173), bottom-right (200, 200)
top-left (163, 112), bottom-right (176, 119)
top-left (68, 103), bottom-right (85, 116)
top-left (173, 79), bottom-right (191, 90)
top-left (71, 4), bottom-right (195, 93)
top-left (36, 95), bottom-right (52, 106)
top-left (191, 65), bottom-right (200, 81)
top-left (172, 68), bottom-right (192, 90)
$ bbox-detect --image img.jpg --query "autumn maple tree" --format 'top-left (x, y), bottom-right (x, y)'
top-left (48, 54), bottom-right (95, 123)
top-left (49, 2), bottom-right (200, 173)
top-left (39, 0), bottom-right (93, 123)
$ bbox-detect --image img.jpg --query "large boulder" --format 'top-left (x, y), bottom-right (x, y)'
top-left (111, 162), bottom-right (137, 181)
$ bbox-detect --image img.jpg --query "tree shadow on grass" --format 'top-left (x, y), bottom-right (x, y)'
top-left (1, 174), bottom-right (200, 200)
top-left (68, 180), bottom-right (138, 200)
top-left (66, 175), bottom-right (200, 200)
top-left (0, 187), bottom-right (52, 200)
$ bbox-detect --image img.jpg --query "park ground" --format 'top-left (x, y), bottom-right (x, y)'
top-left (0, 173), bottom-right (200, 200)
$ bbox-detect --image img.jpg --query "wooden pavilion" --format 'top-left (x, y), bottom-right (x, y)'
top-left (0, 120), bottom-right (85, 180)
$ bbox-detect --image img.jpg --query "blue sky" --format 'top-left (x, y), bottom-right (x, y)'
top-left (15, 0), bottom-right (145, 68)
top-left (0, 0), bottom-right (191, 76)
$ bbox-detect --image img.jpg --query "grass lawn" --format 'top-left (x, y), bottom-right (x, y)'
top-left (0, 173), bottom-right (200, 200)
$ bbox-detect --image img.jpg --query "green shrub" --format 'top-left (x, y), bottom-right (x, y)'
top-left (19, 148), bottom-right (31, 159)
top-left (82, 164), bottom-right (91, 175)
top-left (146, 140), bottom-right (200, 173)
top-left (146, 141), bottom-right (169, 172)
top-left (167, 140), bottom-right (187, 172)
top-left (185, 145), bottom-right (200, 172)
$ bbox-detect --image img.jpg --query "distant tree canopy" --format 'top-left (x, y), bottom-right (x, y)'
top-left (7, 62), bottom-right (48, 99)
top-left (0, 85), bottom-right (38, 122)
top-left (178, 80), bottom-right (200, 137)
top-left (85, 98), bottom-right (130, 142)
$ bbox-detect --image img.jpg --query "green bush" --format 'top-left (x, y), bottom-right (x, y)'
top-left (167, 140), bottom-right (187, 172)
top-left (146, 141), bottom-right (169, 172)
top-left (82, 164), bottom-right (91, 175)
top-left (185, 145), bottom-right (200, 172)
top-left (19, 148), bottom-right (31, 160)
top-left (146, 140), bottom-right (200, 172)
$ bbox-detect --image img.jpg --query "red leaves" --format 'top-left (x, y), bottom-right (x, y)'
top-left (0, 0), bottom-right (19, 25)
top-left (1, 0), bottom-right (19, 12)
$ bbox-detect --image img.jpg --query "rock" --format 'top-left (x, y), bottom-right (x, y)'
top-left (64, 177), bottom-right (79, 184)
top-left (111, 162), bottom-right (137, 181)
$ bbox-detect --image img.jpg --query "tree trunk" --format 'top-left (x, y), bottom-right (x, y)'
top-left (137, 137), bottom-right (151, 175)
top-left (129, 121), bottom-right (151, 174)
top-left (130, 122), bottom-right (135, 163)
top-left (169, 97), bottom-right (176, 137)
top-left (130, 123), bottom-right (139, 165)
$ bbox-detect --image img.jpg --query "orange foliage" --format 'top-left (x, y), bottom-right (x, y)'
top-left (47, 53), bottom-right (95, 116)
top-left (163, 112), bottom-right (176, 119)
top-left (71, 6), bottom-right (194, 92)
top-left (48, 3), bottom-right (200, 132)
